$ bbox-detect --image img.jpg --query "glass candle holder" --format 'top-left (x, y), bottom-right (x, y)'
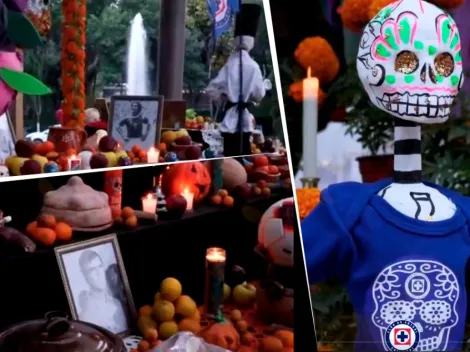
top-left (204, 247), bottom-right (226, 317)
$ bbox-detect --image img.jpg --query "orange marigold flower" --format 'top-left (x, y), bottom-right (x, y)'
top-left (427, 0), bottom-right (464, 9)
top-left (340, 0), bottom-right (370, 33)
top-left (74, 97), bottom-right (85, 110)
top-left (288, 81), bottom-right (326, 105)
top-left (367, 0), bottom-right (397, 20)
top-left (296, 187), bottom-right (321, 221)
top-left (294, 37), bottom-right (340, 85)
top-left (78, 5), bottom-right (86, 17)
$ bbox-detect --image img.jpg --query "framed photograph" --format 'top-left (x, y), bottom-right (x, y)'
top-left (0, 112), bottom-right (16, 164)
top-left (109, 95), bottom-right (164, 152)
top-left (94, 98), bottom-right (110, 122)
top-left (162, 100), bottom-right (186, 129)
top-left (55, 234), bottom-right (136, 337)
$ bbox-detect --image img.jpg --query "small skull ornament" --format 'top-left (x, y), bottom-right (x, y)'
top-left (0, 165), bottom-right (9, 177)
top-left (357, 0), bottom-right (464, 123)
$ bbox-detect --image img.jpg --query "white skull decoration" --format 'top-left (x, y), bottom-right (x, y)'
top-left (372, 260), bottom-right (459, 351)
top-left (0, 165), bottom-right (8, 177)
top-left (357, 0), bottom-right (464, 123)
top-left (258, 198), bottom-right (294, 267)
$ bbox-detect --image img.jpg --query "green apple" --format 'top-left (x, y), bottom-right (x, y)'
top-left (232, 283), bottom-right (256, 307)
top-left (223, 283), bottom-right (231, 301)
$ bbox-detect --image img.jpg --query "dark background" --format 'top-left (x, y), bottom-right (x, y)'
top-left (0, 167), bottom-right (292, 333)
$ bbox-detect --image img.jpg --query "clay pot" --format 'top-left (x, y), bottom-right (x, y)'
top-left (47, 126), bottom-right (87, 153)
top-left (0, 311), bottom-right (126, 352)
top-left (357, 155), bottom-right (394, 183)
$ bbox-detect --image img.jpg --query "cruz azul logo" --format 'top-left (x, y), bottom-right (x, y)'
top-left (385, 320), bottom-right (420, 351)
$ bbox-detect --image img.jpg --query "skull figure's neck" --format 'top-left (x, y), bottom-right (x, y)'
top-left (393, 119), bottom-right (422, 184)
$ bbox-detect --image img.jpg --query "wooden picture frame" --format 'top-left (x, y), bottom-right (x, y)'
top-left (162, 100), bottom-right (187, 129)
top-left (55, 234), bottom-right (137, 337)
top-left (94, 98), bottom-right (110, 122)
top-left (0, 111), bottom-right (16, 164)
top-left (109, 95), bottom-right (164, 152)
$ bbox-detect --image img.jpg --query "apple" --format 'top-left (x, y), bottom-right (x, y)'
top-left (223, 283), bottom-right (231, 301)
top-left (20, 159), bottom-right (42, 175)
top-left (174, 135), bottom-right (192, 146)
top-left (184, 145), bottom-right (201, 160)
top-left (165, 194), bottom-right (187, 220)
top-left (232, 283), bottom-right (256, 307)
top-left (233, 184), bottom-right (252, 200)
top-left (98, 135), bottom-right (118, 152)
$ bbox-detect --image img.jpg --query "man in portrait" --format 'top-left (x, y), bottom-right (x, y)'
top-left (116, 101), bottom-right (153, 144)
top-left (78, 250), bottom-right (128, 333)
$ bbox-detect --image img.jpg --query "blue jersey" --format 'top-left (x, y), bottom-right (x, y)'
top-left (302, 179), bottom-right (470, 351)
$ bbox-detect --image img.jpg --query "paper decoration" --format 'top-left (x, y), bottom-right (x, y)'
top-left (356, 0), bottom-right (463, 123)
top-left (0, 68), bottom-right (51, 95)
top-left (6, 10), bottom-right (43, 48)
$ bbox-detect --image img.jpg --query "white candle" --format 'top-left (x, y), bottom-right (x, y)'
top-left (141, 193), bottom-right (157, 213)
top-left (303, 67), bottom-right (319, 178)
top-left (181, 187), bottom-right (194, 212)
top-left (206, 247), bottom-right (226, 263)
top-left (67, 155), bottom-right (81, 171)
top-left (147, 147), bottom-right (160, 163)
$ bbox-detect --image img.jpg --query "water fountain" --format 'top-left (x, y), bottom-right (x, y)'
top-left (126, 13), bottom-right (150, 96)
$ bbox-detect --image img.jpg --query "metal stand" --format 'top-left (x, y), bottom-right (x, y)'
top-left (300, 177), bottom-right (320, 188)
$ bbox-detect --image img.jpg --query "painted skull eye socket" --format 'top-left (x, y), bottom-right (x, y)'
top-left (395, 51), bottom-right (419, 74)
top-left (434, 52), bottom-right (454, 77)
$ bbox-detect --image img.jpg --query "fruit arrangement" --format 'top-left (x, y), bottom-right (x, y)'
top-left (185, 109), bottom-right (212, 129)
top-left (135, 277), bottom-right (201, 350)
top-left (114, 207), bottom-right (139, 229)
top-left (250, 137), bottom-right (285, 155)
top-left (161, 129), bottom-right (202, 161)
top-left (210, 189), bottom-right (234, 208)
top-left (244, 155), bottom-right (291, 184)
top-left (210, 181), bottom-right (274, 207)
top-left (25, 214), bottom-right (73, 246)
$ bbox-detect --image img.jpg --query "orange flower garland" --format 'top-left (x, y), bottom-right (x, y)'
top-left (367, 0), bottom-right (396, 20)
top-left (294, 37), bottom-right (340, 85)
top-left (296, 187), bottom-right (321, 221)
top-left (339, 0), bottom-right (370, 33)
top-left (61, 0), bottom-right (86, 129)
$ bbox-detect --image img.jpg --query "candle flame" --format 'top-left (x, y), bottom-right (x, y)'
top-left (148, 147), bottom-right (156, 153)
top-left (206, 247), bottom-right (226, 262)
top-left (307, 67), bottom-right (311, 78)
top-left (70, 155), bottom-right (76, 160)
top-left (146, 193), bottom-right (153, 199)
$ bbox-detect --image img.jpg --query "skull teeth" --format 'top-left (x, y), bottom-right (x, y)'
top-left (379, 93), bottom-right (454, 118)
top-left (415, 335), bottom-right (440, 351)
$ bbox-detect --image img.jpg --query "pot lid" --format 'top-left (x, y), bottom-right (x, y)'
top-left (0, 312), bottom-right (124, 352)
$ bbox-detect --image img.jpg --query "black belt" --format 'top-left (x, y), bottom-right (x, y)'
top-left (224, 101), bottom-right (254, 113)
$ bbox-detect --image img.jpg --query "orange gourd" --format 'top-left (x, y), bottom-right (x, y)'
top-left (161, 162), bottom-right (212, 203)
top-left (199, 322), bottom-right (240, 351)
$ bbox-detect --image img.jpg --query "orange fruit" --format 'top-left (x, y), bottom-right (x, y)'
top-left (268, 165), bottom-right (279, 174)
top-left (236, 320), bottom-right (248, 333)
top-left (35, 228), bottom-right (57, 246)
top-left (189, 307), bottom-right (201, 322)
top-left (218, 189), bottom-right (228, 197)
top-left (26, 221), bottom-right (38, 237)
top-left (121, 206), bottom-right (135, 218)
top-left (150, 340), bottom-right (160, 348)
top-left (211, 195), bottom-right (222, 205)
top-left (125, 215), bottom-right (138, 228)
top-left (143, 327), bottom-right (158, 341)
top-left (158, 142), bottom-right (167, 153)
top-left (178, 318), bottom-right (201, 334)
top-left (253, 187), bottom-right (262, 195)
top-left (262, 187), bottom-right (271, 197)
top-left (37, 214), bottom-right (56, 229)
top-left (137, 340), bottom-right (150, 352)
top-left (259, 336), bottom-right (283, 352)
top-left (138, 149), bottom-right (147, 158)
top-left (174, 295), bottom-right (197, 317)
top-left (127, 151), bottom-right (135, 159)
top-left (139, 305), bottom-right (153, 317)
top-left (160, 277), bottom-right (182, 302)
top-left (44, 141), bottom-right (55, 153)
top-left (241, 332), bottom-right (257, 347)
top-left (274, 330), bottom-right (294, 348)
top-left (132, 145), bottom-right (141, 154)
top-left (254, 155), bottom-right (269, 167)
top-left (230, 309), bottom-right (242, 321)
top-left (223, 196), bottom-right (234, 207)
top-left (257, 180), bottom-right (267, 188)
top-left (35, 143), bottom-right (48, 156)
top-left (65, 148), bottom-right (77, 156)
top-left (54, 222), bottom-right (73, 241)
top-left (45, 151), bottom-right (59, 161)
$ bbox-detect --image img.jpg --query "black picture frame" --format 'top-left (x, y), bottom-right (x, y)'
top-left (109, 95), bottom-right (164, 151)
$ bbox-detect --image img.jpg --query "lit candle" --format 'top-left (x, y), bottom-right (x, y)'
top-left (147, 147), bottom-right (160, 163)
top-left (141, 193), bottom-right (157, 213)
top-left (303, 67), bottom-right (319, 178)
top-left (204, 247), bottom-right (226, 316)
top-left (67, 155), bottom-right (81, 171)
top-left (181, 187), bottom-right (194, 212)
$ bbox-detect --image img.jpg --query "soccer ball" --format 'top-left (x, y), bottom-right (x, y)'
top-left (258, 197), bottom-right (295, 267)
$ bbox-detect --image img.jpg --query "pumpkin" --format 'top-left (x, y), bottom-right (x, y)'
top-left (199, 322), bottom-right (240, 351)
top-left (161, 162), bottom-right (212, 203)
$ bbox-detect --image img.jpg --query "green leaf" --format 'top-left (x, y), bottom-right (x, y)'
top-left (7, 11), bottom-right (43, 48)
top-left (0, 68), bottom-right (52, 95)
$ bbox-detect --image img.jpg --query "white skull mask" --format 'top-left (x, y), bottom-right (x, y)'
top-left (372, 260), bottom-right (459, 351)
top-left (357, 0), bottom-right (464, 123)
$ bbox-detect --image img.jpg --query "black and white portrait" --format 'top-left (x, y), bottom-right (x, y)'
top-left (55, 235), bottom-right (136, 337)
top-left (109, 95), bottom-right (163, 151)
top-left (0, 113), bottom-right (15, 163)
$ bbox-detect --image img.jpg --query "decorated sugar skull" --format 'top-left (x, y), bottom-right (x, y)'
top-left (258, 198), bottom-right (294, 267)
top-left (357, 0), bottom-right (463, 123)
top-left (0, 164), bottom-right (9, 177)
top-left (372, 260), bottom-right (459, 351)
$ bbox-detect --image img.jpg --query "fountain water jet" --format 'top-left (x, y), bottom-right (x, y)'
top-left (126, 13), bottom-right (150, 96)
